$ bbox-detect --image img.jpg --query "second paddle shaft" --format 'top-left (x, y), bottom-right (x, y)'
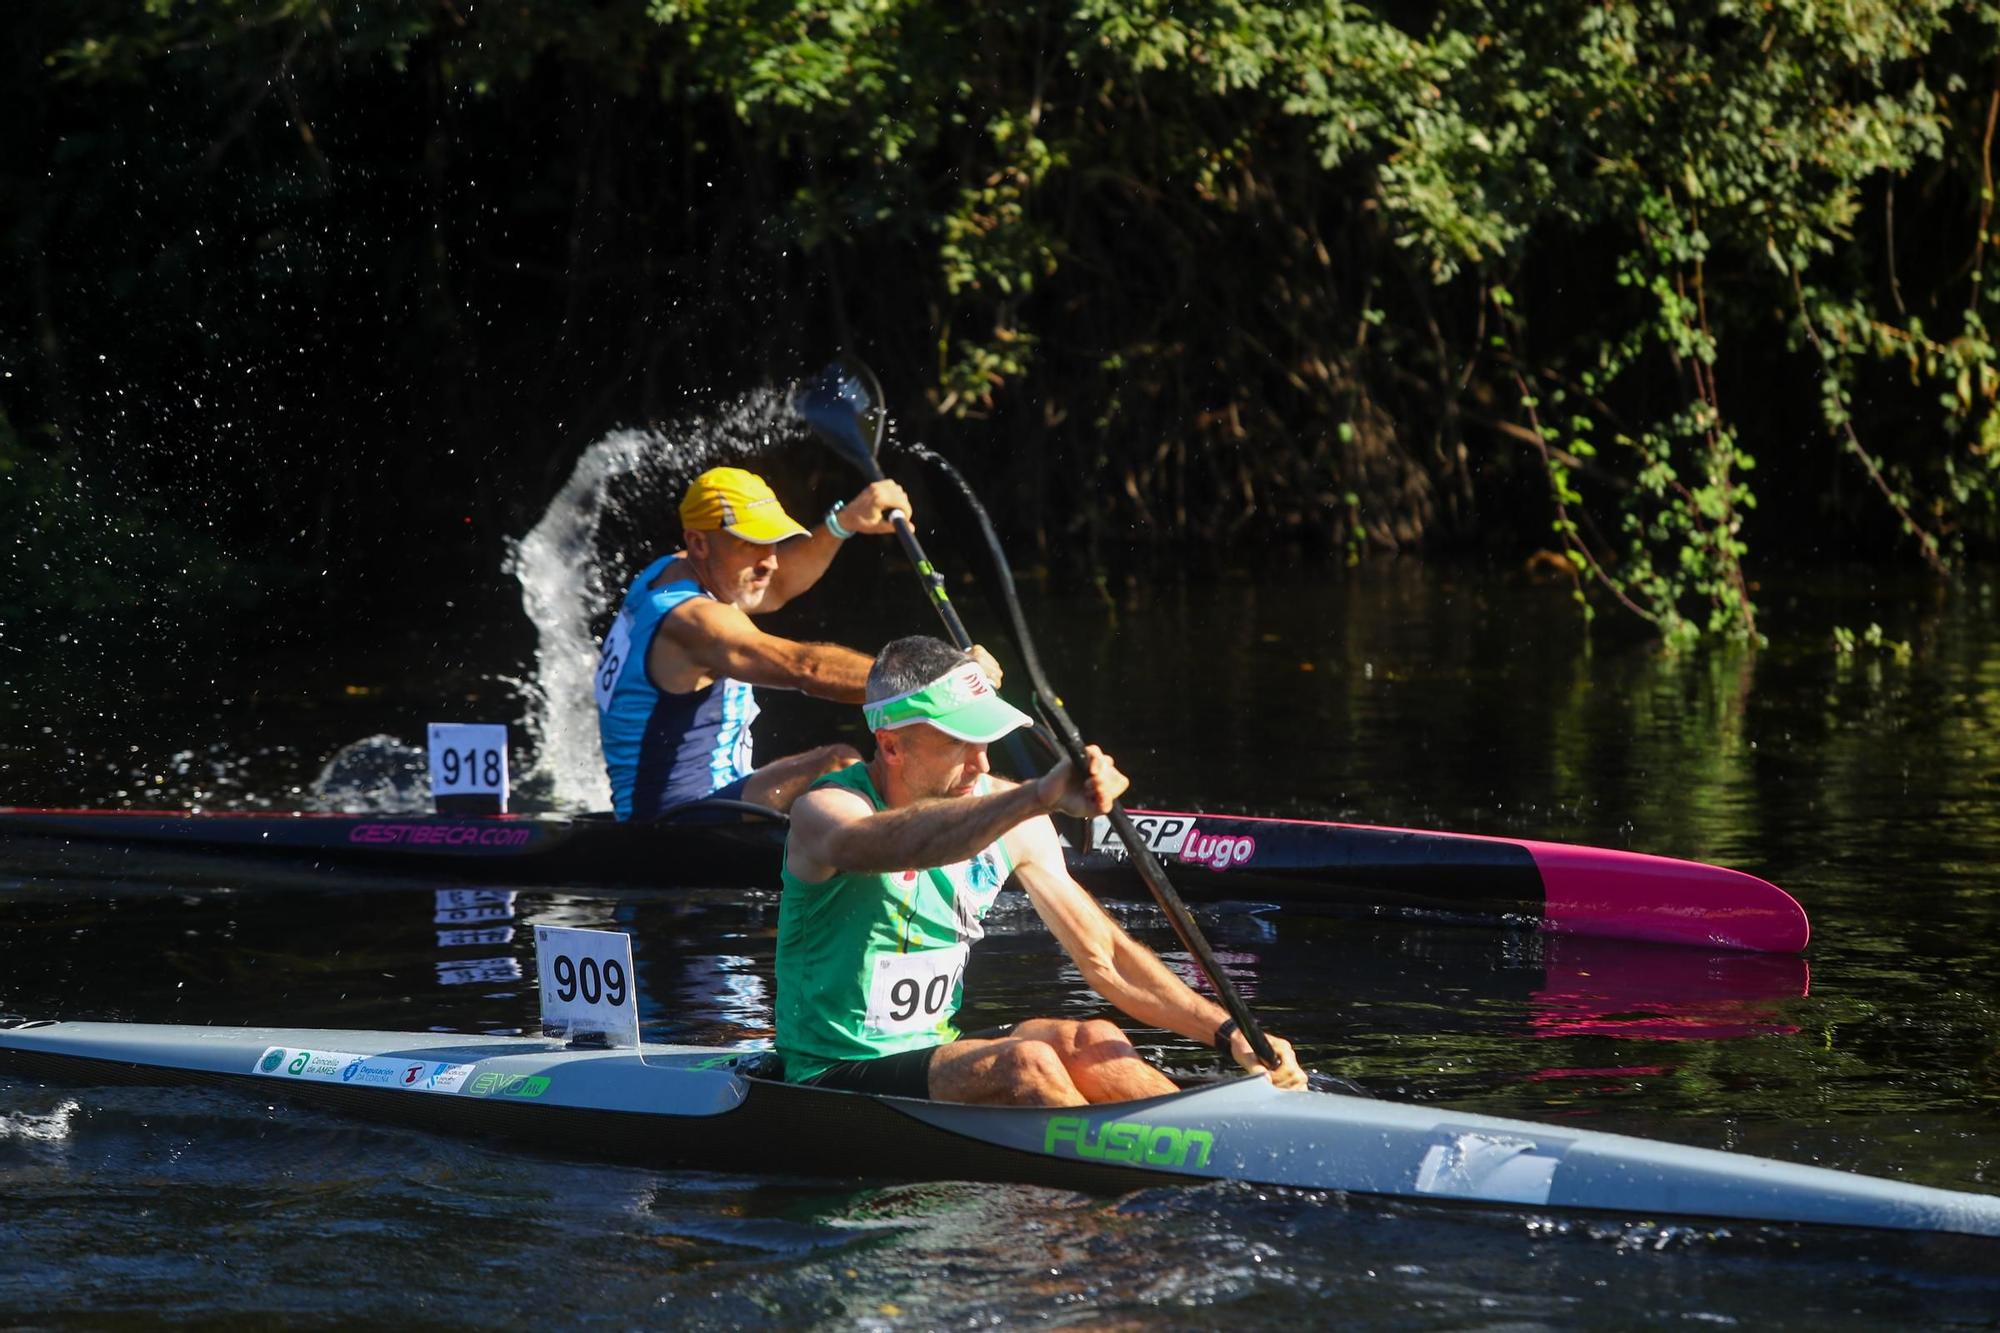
top-left (885, 502), bottom-right (1283, 1069)
top-left (880, 489), bottom-right (1281, 1070)
top-left (876, 505), bottom-right (1045, 785)
top-left (800, 369), bottom-right (1281, 1073)
top-left (1036, 712), bottom-right (1282, 1070)
top-left (883, 509), bottom-right (972, 646)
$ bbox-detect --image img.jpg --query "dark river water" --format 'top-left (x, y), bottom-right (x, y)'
top-left (4, 562), bottom-right (2000, 1326)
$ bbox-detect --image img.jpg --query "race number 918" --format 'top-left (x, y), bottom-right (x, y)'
top-left (549, 953), bottom-right (626, 1008)
top-left (439, 746), bottom-right (503, 789)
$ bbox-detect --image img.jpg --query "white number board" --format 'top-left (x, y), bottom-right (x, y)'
top-left (534, 925), bottom-right (639, 1048)
top-left (595, 610), bottom-right (635, 713)
top-left (865, 943), bottom-right (968, 1037)
top-left (428, 722), bottom-right (509, 809)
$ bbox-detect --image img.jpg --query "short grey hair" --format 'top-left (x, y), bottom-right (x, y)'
top-left (866, 635), bottom-right (971, 704)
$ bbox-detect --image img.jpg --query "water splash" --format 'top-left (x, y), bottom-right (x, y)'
top-left (309, 734), bottom-right (430, 813)
top-left (504, 429), bottom-right (656, 811)
top-left (504, 388), bottom-right (799, 810)
top-left (96, 742), bottom-right (299, 812)
top-left (1, 1099), bottom-right (79, 1145)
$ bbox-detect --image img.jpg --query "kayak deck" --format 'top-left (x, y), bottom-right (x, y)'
top-left (2, 1020), bottom-right (1992, 1238)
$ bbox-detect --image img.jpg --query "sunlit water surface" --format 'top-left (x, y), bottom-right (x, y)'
top-left (4, 564), bottom-right (2000, 1326)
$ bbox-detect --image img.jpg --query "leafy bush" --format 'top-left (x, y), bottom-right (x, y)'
top-left (25, 0), bottom-right (2000, 641)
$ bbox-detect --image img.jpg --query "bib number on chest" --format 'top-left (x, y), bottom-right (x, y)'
top-left (595, 611), bottom-right (635, 713)
top-left (865, 945), bottom-right (968, 1037)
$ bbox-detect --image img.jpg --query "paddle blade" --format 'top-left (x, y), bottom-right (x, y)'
top-left (793, 356), bottom-right (886, 470)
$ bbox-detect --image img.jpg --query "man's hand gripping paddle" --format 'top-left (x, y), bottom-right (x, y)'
top-left (792, 357), bottom-right (972, 645)
top-left (793, 356), bottom-right (1283, 1073)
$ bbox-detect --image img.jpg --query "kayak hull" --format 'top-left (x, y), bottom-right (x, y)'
top-left (2, 1020), bottom-right (1991, 1238)
top-left (1069, 810), bottom-right (1807, 952)
top-left (0, 807), bottom-right (1807, 953)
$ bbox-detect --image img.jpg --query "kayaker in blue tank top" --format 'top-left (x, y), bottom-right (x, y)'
top-left (595, 467), bottom-right (1006, 821)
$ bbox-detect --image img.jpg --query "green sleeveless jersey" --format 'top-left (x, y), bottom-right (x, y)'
top-left (774, 764), bottom-right (1015, 1083)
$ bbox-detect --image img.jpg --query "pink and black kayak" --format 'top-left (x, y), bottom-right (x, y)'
top-left (0, 805), bottom-right (1806, 953)
top-left (1067, 810), bottom-right (1807, 953)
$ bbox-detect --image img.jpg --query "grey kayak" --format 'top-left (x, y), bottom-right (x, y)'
top-left (1, 1018), bottom-right (1995, 1238)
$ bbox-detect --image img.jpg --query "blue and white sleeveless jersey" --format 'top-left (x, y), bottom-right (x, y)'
top-left (595, 555), bottom-right (760, 821)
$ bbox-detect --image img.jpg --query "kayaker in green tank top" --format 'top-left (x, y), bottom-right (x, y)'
top-left (775, 635), bottom-right (1307, 1105)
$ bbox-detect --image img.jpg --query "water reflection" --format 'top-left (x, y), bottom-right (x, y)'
top-left (432, 890), bottom-right (522, 992)
top-left (1527, 936), bottom-right (1808, 1042)
top-left (5, 566), bottom-right (2000, 1323)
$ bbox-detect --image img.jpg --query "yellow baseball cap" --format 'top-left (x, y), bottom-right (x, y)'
top-left (679, 467), bottom-right (811, 544)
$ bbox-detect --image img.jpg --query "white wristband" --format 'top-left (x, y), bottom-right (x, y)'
top-left (825, 502), bottom-right (855, 541)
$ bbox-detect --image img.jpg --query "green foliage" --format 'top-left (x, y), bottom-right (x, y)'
top-left (29, 0), bottom-right (2000, 640)
top-left (1832, 622), bottom-right (1913, 662)
top-left (629, 0), bottom-right (2000, 637)
top-left (1433, 0), bottom-right (1975, 643)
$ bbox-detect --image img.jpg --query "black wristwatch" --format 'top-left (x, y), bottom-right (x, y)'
top-left (1212, 1018), bottom-right (1240, 1054)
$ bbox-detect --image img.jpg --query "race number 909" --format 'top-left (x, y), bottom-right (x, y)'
top-left (549, 953), bottom-right (626, 1008)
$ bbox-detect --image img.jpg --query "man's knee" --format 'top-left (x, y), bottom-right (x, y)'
top-left (993, 1039), bottom-right (1070, 1096)
top-left (1073, 1018), bottom-right (1129, 1052)
top-left (1024, 1017), bottom-right (1128, 1059)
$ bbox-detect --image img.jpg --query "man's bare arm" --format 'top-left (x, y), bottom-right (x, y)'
top-left (789, 780), bottom-right (1055, 880)
top-left (1005, 813), bottom-right (1308, 1088)
top-left (661, 599), bottom-right (872, 702)
top-left (760, 527), bottom-right (842, 611)
top-left (1005, 817), bottom-right (1221, 1036)
top-left (767, 480), bottom-right (914, 607)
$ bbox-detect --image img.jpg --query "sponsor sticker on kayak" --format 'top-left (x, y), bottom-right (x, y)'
top-left (462, 1072), bottom-right (552, 1100)
top-left (251, 1047), bottom-right (475, 1095)
top-left (1088, 816), bottom-right (1257, 870)
top-left (348, 822), bottom-right (533, 849)
top-left (1044, 1115), bottom-right (1216, 1169)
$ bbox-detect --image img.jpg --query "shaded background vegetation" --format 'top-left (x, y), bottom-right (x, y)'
top-left (6, 0), bottom-right (2000, 644)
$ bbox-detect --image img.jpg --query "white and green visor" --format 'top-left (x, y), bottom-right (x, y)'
top-left (862, 663), bottom-right (1032, 743)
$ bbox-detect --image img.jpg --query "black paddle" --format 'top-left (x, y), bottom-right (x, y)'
top-left (794, 356), bottom-right (1046, 784)
top-left (793, 356), bottom-right (1282, 1071)
top-left (794, 356), bottom-right (973, 644)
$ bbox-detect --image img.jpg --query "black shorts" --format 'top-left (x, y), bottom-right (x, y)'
top-left (800, 1044), bottom-right (937, 1099)
top-left (797, 1025), bottom-right (1018, 1101)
